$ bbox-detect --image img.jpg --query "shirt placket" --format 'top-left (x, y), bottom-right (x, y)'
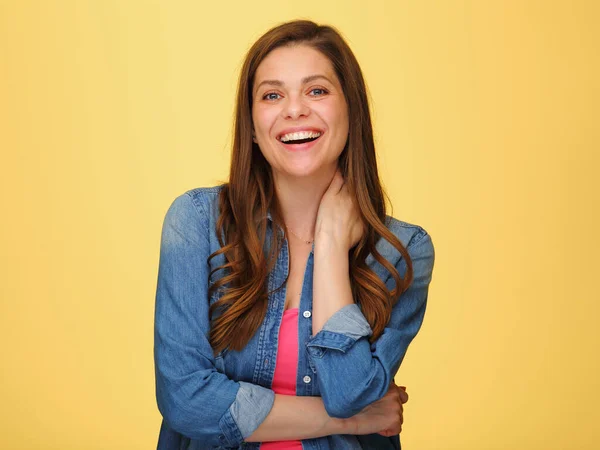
top-left (252, 225), bottom-right (287, 389)
top-left (297, 251), bottom-right (317, 397)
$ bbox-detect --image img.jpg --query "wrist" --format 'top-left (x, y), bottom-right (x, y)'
top-left (314, 234), bottom-right (349, 255)
top-left (325, 416), bottom-right (355, 435)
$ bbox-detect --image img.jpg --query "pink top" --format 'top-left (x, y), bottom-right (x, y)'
top-left (259, 308), bottom-right (303, 449)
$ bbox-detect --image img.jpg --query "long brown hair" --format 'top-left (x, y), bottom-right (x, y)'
top-left (207, 19), bottom-right (414, 355)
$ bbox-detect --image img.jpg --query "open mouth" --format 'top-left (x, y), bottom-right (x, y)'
top-left (277, 132), bottom-right (324, 146)
top-left (283, 136), bottom-right (320, 145)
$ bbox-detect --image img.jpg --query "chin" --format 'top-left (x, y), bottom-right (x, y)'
top-left (286, 169), bottom-right (316, 179)
top-left (278, 165), bottom-right (320, 179)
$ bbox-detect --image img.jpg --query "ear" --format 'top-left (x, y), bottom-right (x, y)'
top-left (252, 127), bottom-right (257, 143)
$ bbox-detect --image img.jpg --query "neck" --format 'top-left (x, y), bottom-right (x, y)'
top-left (272, 165), bottom-right (336, 237)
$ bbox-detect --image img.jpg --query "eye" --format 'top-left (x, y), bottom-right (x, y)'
top-left (263, 92), bottom-right (281, 101)
top-left (309, 87), bottom-right (329, 96)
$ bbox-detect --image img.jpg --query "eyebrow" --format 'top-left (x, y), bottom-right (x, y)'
top-left (254, 74), bottom-right (333, 94)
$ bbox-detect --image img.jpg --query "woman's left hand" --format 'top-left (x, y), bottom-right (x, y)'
top-left (315, 169), bottom-right (365, 251)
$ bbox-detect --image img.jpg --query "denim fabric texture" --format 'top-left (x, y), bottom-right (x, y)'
top-left (154, 186), bottom-right (435, 450)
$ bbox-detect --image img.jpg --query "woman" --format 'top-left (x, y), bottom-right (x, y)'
top-left (154, 19), bottom-right (435, 450)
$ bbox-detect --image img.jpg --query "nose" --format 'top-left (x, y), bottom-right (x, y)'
top-left (281, 94), bottom-right (310, 120)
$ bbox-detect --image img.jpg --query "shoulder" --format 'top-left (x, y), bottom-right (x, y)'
top-left (384, 215), bottom-right (434, 252)
top-left (177, 185), bottom-right (225, 211)
top-left (165, 185), bottom-right (225, 218)
top-left (161, 185), bottom-right (226, 244)
top-left (369, 215), bottom-right (435, 273)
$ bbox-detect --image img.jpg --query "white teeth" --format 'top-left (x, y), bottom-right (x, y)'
top-left (279, 131), bottom-right (322, 142)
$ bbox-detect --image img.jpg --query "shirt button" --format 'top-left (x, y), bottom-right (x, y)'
top-left (303, 375), bottom-right (312, 383)
top-left (303, 310), bottom-right (311, 318)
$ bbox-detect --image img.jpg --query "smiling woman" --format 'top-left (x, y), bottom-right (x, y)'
top-left (154, 19), bottom-right (435, 450)
top-left (252, 52), bottom-right (348, 167)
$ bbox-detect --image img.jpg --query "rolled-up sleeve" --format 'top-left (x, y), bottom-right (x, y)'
top-left (305, 228), bottom-right (435, 419)
top-left (154, 191), bottom-right (274, 447)
top-left (304, 304), bottom-right (373, 355)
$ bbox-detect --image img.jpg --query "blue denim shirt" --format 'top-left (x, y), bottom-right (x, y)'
top-left (154, 186), bottom-right (435, 450)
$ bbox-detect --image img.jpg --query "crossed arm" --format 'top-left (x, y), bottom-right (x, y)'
top-left (154, 192), bottom-right (434, 447)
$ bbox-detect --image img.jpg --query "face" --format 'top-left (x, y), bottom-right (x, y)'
top-left (251, 44), bottom-right (349, 179)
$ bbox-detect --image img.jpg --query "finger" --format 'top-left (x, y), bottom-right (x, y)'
top-left (398, 385), bottom-right (409, 402)
top-left (399, 389), bottom-right (409, 404)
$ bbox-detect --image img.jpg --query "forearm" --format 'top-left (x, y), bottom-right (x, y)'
top-left (244, 394), bottom-right (350, 442)
top-left (307, 239), bottom-right (384, 419)
top-left (312, 239), bottom-right (353, 335)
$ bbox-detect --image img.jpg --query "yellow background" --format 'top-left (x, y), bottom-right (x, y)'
top-left (1, 1), bottom-right (598, 449)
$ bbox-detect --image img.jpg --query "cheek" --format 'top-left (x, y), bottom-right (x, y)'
top-left (253, 107), bottom-right (278, 134)
top-left (322, 102), bottom-right (348, 130)
top-left (338, 102), bottom-right (350, 129)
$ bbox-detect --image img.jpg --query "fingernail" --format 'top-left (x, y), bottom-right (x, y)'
top-left (399, 386), bottom-right (406, 390)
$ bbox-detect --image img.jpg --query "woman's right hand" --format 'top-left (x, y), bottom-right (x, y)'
top-left (345, 382), bottom-right (409, 437)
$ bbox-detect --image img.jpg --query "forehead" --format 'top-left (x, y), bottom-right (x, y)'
top-left (254, 44), bottom-right (337, 87)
